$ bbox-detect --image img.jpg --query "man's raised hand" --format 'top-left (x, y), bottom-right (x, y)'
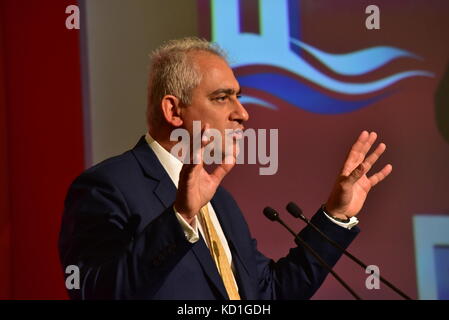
top-left (325, 131), bottom-right (393, 220)
top-left (174, 123), bottom-right (236, 224)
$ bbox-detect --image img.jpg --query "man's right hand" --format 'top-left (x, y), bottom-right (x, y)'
top-left (174, 123), bottom-right (236, 224)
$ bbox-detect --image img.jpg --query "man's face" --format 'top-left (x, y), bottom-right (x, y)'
top-left (180, 51), bottom-right (249, 158)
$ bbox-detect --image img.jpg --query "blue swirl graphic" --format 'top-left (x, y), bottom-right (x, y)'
top-left (238, 72), bottom-right (393, 114)
top-left (210, 0), bottom-right (433, 114)
top-left (290, 38), bottom-right (421, 76)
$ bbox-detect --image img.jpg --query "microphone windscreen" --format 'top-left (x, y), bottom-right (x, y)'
top-left (263, 207), bottom-right (279, 221)
top-left (286, 202), bottom-right (303, 218)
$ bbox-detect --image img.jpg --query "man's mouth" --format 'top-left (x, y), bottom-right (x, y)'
top-left (227, 128), bottom-right (243, 140)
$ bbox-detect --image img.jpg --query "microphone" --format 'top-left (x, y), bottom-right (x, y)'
top-left (263, 206), bottom-right (362, 300)
top-left (286, 201), bottom-right (412, 300)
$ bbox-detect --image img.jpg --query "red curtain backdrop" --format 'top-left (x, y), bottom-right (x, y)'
top-left (0, 0), bottom-right (84, 299)
top-left (0, 0), bottom-right (11, 299)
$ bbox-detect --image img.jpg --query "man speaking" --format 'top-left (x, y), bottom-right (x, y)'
top-left (58, 37), bottom-right (392, 299)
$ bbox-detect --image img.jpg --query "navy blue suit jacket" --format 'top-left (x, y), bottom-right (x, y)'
top-left (58, 136), bottom-right (359, 300)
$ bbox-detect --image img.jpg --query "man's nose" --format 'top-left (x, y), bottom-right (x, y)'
top-left (231, 98), bottom-right (250, 123)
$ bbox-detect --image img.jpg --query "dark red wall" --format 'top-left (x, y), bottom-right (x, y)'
top-left (0, 0), bottom-right (84, 299)
top-left (0, 0), bottom-right (11, 299)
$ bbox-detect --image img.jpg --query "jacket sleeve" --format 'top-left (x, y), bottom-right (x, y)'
top-left (58, 170), bottom-right (193, 300)
top-left (253, 207), bottom-right (360, 299)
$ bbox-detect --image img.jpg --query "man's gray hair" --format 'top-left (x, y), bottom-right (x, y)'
top-left (147, 37), bottom-right (227, 128)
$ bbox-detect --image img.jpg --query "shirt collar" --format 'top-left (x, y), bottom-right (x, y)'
top-left (145, 132), bottom-right (183, 187)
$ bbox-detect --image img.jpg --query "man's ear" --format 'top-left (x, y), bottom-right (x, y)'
top-left (161, 95), bottom-right (183, 127)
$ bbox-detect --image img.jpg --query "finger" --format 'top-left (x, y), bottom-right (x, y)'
top-left (181, 149), bottom-right (202, 174)
top-left (201, 123), bottom-right (212, 147)
top-left (351, 130), bottom-right (370, 154)
top-left (342, 131), bottom-right (379, 175)
top-left (346, 162), bottom-right (367, 184)
top-left (182, 123), bottom-right (211, 168)
top-left (368, 164), bottom-right (392, 187)
top-left (341, 130), bottom-right (369, 175)
top-left (361, 131), bottom-right (378, 157)
top-left (210, 155), bottom-right (236, 183)
top-left (191, 122), bottom-right (212, 165)
top-left (355, 131), bottom-right (377, 165)
top-left (363, 142), bottom-right (386, 173)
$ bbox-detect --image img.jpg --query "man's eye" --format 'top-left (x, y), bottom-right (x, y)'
top-left (215, 96), bottom-right (227, 101)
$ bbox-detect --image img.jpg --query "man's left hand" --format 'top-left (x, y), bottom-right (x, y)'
top-left (325, 131), bottom-right (393, 220)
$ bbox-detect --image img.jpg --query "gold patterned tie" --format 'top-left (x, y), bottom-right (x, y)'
top-left (199, 204), bottom-right (241, 300)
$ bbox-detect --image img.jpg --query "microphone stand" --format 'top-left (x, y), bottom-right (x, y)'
top-left (286, 201), bottom-right (412, 300)
top-left (263, 207), bottom-right (362, 300)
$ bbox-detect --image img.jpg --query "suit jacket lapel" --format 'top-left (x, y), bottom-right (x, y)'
top-left (131, 136), bottom-right (229, 299)
top-left (191, 237), bottom-right (229, 299)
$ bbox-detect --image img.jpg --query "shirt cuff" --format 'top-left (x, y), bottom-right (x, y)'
top-left (322, 208), bottom-right (359, 230)
top-left (174, 208), bottom-right (200, 243)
